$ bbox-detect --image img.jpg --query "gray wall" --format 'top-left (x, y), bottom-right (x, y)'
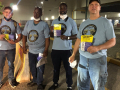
top-left (0, 0), bottom-right (76, 22)
top-left (80, 0), bottom-right (120, 7)
top-left (0, 0), bottom-right (120, 24)
top-left (43, 0), bottom-right (74, 20)
top-left (73, 0), bottom-right (120, 25)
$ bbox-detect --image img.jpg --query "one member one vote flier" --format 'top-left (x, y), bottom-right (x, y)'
top-left (54, 24), bottom-right (61, 37)
top-left (81, 35), bottom-right (93, 51)
top-left (4, 34), bottom-right (15, 41)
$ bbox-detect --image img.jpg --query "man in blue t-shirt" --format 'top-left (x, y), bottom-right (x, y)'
top-left (49, 3), bottom-right (78, 90)
top-left (0, 6), bottom-right (22, 88)
top-left (22, 7), bottom-right (50, 90)
top-left (69, 0), bottom-right (116, 90)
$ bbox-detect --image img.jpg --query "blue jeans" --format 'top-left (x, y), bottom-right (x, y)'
top-left (28, 52), bottom-right (45, 85)
top-left (77, 55), bottom-right (108, 90)
top-left (0, 49), bottom-right (15, 84)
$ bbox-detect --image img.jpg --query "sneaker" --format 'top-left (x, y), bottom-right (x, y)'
top-left (0, 83), bottom-right (3, 88)
top-left (67, 87), bottom-right (72, 90)
top-left (27, 81), bottom-right (37, 87)
top-left (9, 80), bottom-right (17, 88)
top-left (37, 84), bottom-right (44, 90)
top-left (48, 83), bottom-right (58, 90)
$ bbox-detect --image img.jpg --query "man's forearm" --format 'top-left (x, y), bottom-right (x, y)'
top-left (0, 34), bottom-right (5, 40)
top-left (72, 38), bottom-right (81, 56)
top-left (44, 38), bottom-right (50, 51)
top-left (50, 32), bottom-right (54, 37)
top-left (22, 35), bottom-right (27, 47)
top-left (97, 38), bottom-right (116, 50)
top-left (15, 34), bottom-right (22, 43)
top-left (67, 34), bottom-right (77, 40)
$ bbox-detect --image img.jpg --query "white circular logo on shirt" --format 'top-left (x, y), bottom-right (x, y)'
top-left (28, 30), bottom-right (39, 42)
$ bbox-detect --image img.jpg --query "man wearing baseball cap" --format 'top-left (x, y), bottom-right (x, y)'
top-left (69, 0), bottom-right (116, 90)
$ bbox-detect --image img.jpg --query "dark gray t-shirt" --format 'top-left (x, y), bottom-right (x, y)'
top-left (0, 19), bottom-right (21, 50)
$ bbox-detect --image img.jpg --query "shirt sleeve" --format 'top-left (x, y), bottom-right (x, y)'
top-left (22, 21), bottom-right (29, 36)
top-left (16, 23), bottom-right (22, 34)
top-left (71, 20), bottom-right (78, 35)
top-left (44, 23), bottom-right (50, 38)
top-left (77, 24), bottom-right (82, 39)
top-left (51, 20), bottom-right (54, 26)
top-left (105, 21), bottom-right (116, 40)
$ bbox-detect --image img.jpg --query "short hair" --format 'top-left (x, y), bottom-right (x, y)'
top-left (4, 6), bottom-right (13, 12)
top-left (34, 6), bottom-right (42, 14)
top-left (59, 3), bottom-right (67, 8)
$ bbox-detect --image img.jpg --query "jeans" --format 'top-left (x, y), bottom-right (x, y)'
top-left (0, 49), bottom-right (15, 84)
top-left (28, 52), bottom-right (45, 85)
top-left (77, 55), bottom-right (108, 90)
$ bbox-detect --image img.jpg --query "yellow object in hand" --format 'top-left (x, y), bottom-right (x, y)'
top-left (81, 35), bottom-right (93, 43)
top-left (4, 34), bottom-right (9, 40)
top-left (54, 24), bottom-right (61, 30)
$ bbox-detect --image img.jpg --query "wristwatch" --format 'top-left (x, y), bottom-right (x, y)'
top-left (68, 37), bottom-right (70, 40)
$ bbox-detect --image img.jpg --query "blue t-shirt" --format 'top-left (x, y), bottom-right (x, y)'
top-left (0, 19), bottom-right (21, 50)
top-left (77, 16), bottom-right (116, 59)
top-left (51, 17), bottom-right (78, 50)
top-left (22, 20), bottom-right (50, 54)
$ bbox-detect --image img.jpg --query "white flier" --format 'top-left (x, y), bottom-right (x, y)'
top-left (36, 53), bottom-right (47, 67)
top-left (70, 60), bottom-right (77, 68)
top-left (39, 53), bottom-right (43, 57)
top-left (0, 43), bottom-right (2, 47)
top-left (81, 42), bottom-right (85, 51)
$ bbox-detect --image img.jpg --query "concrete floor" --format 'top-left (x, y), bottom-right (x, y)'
top-left (1, 51), bottom-right (120, 90)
